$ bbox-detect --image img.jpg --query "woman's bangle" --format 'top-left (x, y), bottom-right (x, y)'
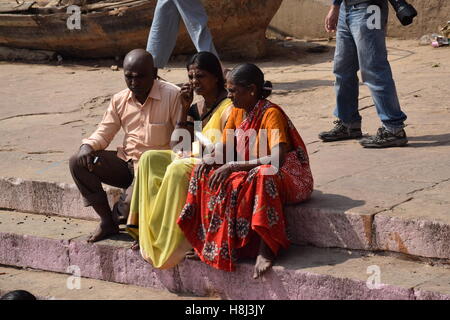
top-left (228, 161), bottom-right (240, 172)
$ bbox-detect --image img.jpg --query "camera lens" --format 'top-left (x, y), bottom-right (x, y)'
top-left (388, 0), bottom-right (418, 26)
top-left (397, 4), bottom-right (417, 25)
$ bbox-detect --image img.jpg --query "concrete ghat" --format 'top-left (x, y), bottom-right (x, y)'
top-left (0, 177), bottom-right (121, 221)
top-left (0, 210), bottom-right (450, 300)
top-left (285, 205), bottom-right (373, 250)
top-left (0, 266), bottom-right (214, 300)
top-left (2, 177), bottom-right (450, 260)
top-left (374, 180), bottom-right (450, 260)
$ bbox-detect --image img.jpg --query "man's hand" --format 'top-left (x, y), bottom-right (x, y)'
top-left (325, 5), bottom-right (340, 32)
top-left (77, 144), bottom-right (95, 172)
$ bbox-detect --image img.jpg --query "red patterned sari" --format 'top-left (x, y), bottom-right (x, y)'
top-left (177, 99), bottom-right (313, 271)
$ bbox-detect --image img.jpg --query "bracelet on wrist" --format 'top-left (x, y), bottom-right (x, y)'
top-left (228, 161), bottom-right (240, 172)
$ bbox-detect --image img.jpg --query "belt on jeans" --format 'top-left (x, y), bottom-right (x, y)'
top-left (345, 0), bottom-right (387, 5)
top-left (344, 0), bottom-right (374, 5)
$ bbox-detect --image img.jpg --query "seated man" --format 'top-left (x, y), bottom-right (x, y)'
top-left (69, 49), bottom-right (182, 243)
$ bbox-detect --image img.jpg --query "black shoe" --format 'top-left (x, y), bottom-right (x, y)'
top-left (359, 127), bottom-right (408, 148)
top-left (318, 120), bottom-right (363, 142)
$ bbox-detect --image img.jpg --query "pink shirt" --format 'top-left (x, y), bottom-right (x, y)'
top-left (82, 79), bottom-right (182, 162)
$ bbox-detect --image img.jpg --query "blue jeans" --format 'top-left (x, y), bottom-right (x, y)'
top-left (147, 0), bottom-right (218, 69)
top-left (333, 1), bottom-right (407, 131)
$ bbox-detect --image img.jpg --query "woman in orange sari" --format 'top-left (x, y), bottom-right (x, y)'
top-left (177, 63), bottom-right (314, 278)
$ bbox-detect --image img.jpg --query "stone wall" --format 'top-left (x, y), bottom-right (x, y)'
top-left (269, 0), bottom-right (449, 39)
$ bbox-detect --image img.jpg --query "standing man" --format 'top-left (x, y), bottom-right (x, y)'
top-left (69, 49), bottom-right (183, 242)
top-left (319, 0), bottom-right (408, 148)
top-left (147, 0), bottom-right (218, 72)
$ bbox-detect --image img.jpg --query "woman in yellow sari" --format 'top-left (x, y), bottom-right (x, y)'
top-left (126, 52), bottom-right (233, 269)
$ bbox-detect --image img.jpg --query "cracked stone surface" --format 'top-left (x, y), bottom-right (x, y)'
top-left (375, 180), bottom-right (450, 259)
top-left (1, 209), bottom-right (450, 300)
top-left (0, 178), bottom-right (121, 220)
top-left (0, 39), bottom-right (449, 261)
top-left (0, 266), bottom-right (213, 300)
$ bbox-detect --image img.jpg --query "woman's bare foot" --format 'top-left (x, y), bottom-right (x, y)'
top-left (185, 248), bottom-right (200, 260)
top-left (131, 240), bottom-right (140, 250)
top-left (253, 241), bottom-right (275, 279)
top-left (87, 221), bottom-right (119, 243)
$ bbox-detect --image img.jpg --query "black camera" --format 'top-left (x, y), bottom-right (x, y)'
top-left (388, 0), bottom-right (418, 26)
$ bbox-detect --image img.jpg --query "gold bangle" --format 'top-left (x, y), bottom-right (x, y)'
top-left (229, 161), bottom-right (239, 172)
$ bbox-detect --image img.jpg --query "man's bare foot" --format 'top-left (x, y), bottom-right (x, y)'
top-left (87, 221), bottom-right (119, 243)
top-left (253, 241), bottom-right (275, 279)
top-left (185, 248), bottom-right (200, 260)
top-left (131, 240), bottom-right (140, 250)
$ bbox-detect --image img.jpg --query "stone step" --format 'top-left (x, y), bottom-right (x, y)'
top-left (0, 266), bottom-right (217, 300)
top-left (1, 210), bottom-right (449, 300)
top-left (1, 177), bottom-right (450, 261)
top-left (0, 177), bottom-right (120, 221)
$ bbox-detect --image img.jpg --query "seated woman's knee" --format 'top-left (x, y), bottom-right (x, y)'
top-left (139, 150), bottom-right (171, 165)
top-left (166, 160), bottom-right (189, 181)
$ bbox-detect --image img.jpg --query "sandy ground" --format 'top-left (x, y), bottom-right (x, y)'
top-left (0, 38), bottom-right (449, 223)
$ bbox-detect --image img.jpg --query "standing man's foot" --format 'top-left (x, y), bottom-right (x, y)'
top-left (87, 221), bottom-right (120, 243)
top-left (318, 120), bottom-right (362, 142)
top-left (359, 127), bottom-right (408, 148)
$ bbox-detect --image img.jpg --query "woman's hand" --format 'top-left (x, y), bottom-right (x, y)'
top-left (180, 83), bottom-right (194, 111)
top-left (208, 163), bottom-right (235, 190)
top-left (195, 163), bottom-right (213, 180)
top-left (176, 150), bottom-right (192, 159)
top-left (194, 153), bottom-right (218, 179)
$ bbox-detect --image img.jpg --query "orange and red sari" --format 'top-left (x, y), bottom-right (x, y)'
top-left (177, 99), bottom-right (313, 272)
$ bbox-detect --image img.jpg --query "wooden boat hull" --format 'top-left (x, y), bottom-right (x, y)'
top-left (0, 0), bottom-right (283, 58)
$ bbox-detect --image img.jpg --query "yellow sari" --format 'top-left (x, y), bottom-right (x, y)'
top-left (126, 98), bottom-right (233, 269)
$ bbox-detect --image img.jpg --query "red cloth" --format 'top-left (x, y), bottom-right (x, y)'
top-left (177, 100), bottom-right (314, 271)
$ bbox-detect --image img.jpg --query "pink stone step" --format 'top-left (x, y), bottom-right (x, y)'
top-left (2, 177), bottom-right (450, 261)
top-left (0, 177), bottom-right (120, 221)
top-left (285, 189), bottom-right (450, 261)
top-left (0, 266), bottom-right (214, 300)
top-left (1, 210), bottom-right (449, 300)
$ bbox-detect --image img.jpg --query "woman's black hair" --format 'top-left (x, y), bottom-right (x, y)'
top-left (228, 63), bottom-right (272, 99)
top-left (1, 290), bottom-right (37, 300)
top-left (186, 52), bottom-right (225, 90)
